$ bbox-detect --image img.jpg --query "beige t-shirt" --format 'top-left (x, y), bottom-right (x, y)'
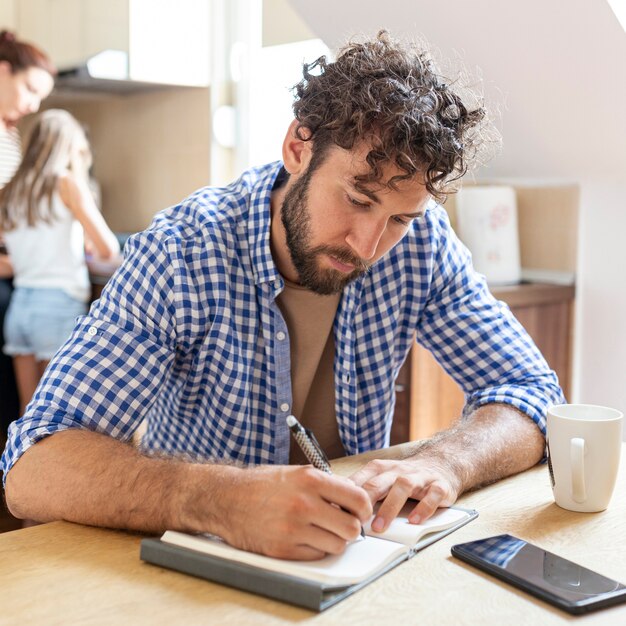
top-left (275, 279), bottom-right (346, 464)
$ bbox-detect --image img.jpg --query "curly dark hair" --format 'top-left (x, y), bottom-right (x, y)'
top-left (292, 31), bottom-right (491, 201)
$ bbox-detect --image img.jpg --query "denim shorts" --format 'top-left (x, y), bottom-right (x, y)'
top-left (3, 287), bottom-right (87, 361)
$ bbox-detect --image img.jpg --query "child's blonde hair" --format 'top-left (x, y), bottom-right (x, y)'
top-left (0, 109), bottom-right (92, 230)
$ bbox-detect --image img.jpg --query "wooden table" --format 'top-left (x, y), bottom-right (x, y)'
top-left (1, 444), bottom-right (625, 625)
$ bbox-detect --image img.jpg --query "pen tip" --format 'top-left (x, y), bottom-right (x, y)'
top-left (286, 415), bottom-right (297, 427)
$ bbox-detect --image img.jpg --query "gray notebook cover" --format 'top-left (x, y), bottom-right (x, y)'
top-left (140, 506), bottom-right (478, 611)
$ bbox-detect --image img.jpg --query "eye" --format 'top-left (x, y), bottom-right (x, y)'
top-left (346, 193), bottom-right (370, 208)
top-left (392, 214), bottom-right (423, 227)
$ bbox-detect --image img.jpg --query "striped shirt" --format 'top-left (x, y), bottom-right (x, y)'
top-left (0, 128), bottom-right (21, 187)
top-left (1, 162), bottom-right (564, 478)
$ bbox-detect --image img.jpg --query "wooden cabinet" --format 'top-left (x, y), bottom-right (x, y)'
top-left (16, 0), bottom-right (128, 69)
top-left (14, 0), bottom-right (208, 86)
top-left (0, 1), bottom-right (18, 29)
top-left (390, 283), bottom-right (575, 444)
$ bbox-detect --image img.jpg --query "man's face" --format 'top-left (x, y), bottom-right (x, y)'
top-left (0, 64), bottom-right (54, 130)
top-left (279, 143), bottom-right (431, 295)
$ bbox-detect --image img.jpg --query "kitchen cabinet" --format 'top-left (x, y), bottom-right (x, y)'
top-left (390, 282), bottom-right (575, 444)
top-left (14, 0), bottom-right (209, 86)
top-left (16, 0), bottom-right (128, 69)
top-left (0, 1), bottom-right (18, 29)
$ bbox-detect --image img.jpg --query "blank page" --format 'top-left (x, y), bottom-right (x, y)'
top-left (363, 506), bottom-right (470, 547)
top-left (161, 531), bottom-right (407, 588)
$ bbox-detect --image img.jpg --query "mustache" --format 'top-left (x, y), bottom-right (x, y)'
top-left (312, 245), bottom-right (371, 273)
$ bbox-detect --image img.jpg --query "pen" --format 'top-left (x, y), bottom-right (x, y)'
top-left (286, 414), bottom-right (365, 538)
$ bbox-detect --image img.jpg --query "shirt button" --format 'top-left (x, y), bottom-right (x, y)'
top-left (280, 402), bottom-right (290, 412)
top-left (87, 326), bottom-right (97, 336)
top-left (276, 331), bottom-right (286, 341)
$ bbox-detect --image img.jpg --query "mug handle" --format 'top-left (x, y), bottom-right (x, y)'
top-left (571, 437), bottom-right (586, 503)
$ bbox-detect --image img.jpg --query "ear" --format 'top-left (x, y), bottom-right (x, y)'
top-left (0, 60), bottom-right (12, 76)
top-left (282, 119), bottom-right (313, 175)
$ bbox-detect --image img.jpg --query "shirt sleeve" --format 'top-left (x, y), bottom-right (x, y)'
top-left (1, 229), bottom-right (186, 482)
top-left (414, 210), bottom-right (565, 435)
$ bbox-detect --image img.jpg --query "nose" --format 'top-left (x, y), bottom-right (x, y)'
top-left (29, 99), bottom-right (41, 114)
top-left (345, 217), bottom-right (386, 261)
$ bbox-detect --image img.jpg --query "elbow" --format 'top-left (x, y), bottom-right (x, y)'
top-left (97, 241), bottom-right (121, 262)
top-left (3, 447), bottom-right (49, 522)
top-left (105, 238), bottom-right (122, 261)
top-left (99, 249), bottom-right (117, 262)
top-left (4, 467), bottom-right (29, 520)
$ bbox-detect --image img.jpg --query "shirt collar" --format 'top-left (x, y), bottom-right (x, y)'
top-left (247, 161), bottom-right (285, 287)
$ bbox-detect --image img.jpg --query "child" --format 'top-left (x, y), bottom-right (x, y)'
top-left (0, 108), bottom-right (119, 414)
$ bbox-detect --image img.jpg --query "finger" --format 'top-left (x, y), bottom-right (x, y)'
top-left (350, 461), bottom-right (411, 505)
top-left (298, 523), bottom-right (350, 557)
top-left (358, 471), bottom-right (401, 505)
top-left (314, 497), bottom-right (367, 542)
top-left (408, 482), bottom-right (450, 524)
top-left (370, 475), bottom-right (417, 533)
top-left (349, 459), bottom-right (392, 487)
top-left (318, 474), bottom-right (373, 523)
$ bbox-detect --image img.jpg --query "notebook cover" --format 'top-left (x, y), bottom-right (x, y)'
top-left (140, 506), bottom-right (478, 611)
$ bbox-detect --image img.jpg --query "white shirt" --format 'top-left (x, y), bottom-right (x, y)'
top-left (3, 190), bottom-right (90, 302)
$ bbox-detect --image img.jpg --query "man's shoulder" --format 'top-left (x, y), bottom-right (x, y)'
top-left (149, 162), bottom-right (280, 242)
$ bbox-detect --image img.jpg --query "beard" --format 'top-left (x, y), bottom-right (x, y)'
top-left (280, 164), bottom-right (370, 295)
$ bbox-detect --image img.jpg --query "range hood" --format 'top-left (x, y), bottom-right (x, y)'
top-left (54, 50), bottom-right (195, 96)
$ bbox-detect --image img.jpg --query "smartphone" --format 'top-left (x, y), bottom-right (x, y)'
top-left (451, 534), bottom-right (626, 615)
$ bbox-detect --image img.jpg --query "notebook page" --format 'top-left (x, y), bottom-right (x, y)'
top-left (363, 506), bottom-right (470, 547)
top-left (161, 531), bottom-right (407, 588)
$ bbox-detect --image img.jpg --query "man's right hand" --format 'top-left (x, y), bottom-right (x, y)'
top-left (183, 465), bottom-right (373, 561)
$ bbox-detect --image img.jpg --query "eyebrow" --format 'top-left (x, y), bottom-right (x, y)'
top-left (346, 178), bottom-right (380, 204)
top-left (351, 183), bottom-right (381, 204)
top-left (349, 181), bottom-right (426, 218)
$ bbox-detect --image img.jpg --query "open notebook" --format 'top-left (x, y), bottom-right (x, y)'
top-left (161, 505), bottom-right (470, 588)
top-left (141, 502), bottom-right (477, 610)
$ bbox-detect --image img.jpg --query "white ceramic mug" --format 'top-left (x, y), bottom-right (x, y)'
top-left (547, 404), bottom-right (623, 512)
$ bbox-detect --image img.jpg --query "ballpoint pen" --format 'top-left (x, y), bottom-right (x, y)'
top-left (287, 414), bottom-right (365, 538)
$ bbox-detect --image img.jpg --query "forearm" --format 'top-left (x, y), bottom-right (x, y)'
top-left (5, 428), bottom-right (373, 559)
top-left (4, 429), bottom-right (235, 536)
top-left (0, 254), bottom-right (12, 278)
top-left (351, 403), bottom-right (545, 530)
top-left (416, 403), bottom-right (545, 494)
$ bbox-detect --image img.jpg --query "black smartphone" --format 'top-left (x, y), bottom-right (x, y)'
top-left (451, 534), bottom-right (626, 615)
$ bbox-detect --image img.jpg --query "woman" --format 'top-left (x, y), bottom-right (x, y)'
top-left (0, 30), bottom-right (55, 432)
top-left (0, 109), bottom-right (120, 415)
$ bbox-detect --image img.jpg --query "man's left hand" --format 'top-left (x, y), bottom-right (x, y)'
top-left (349, 456), bottom-right (461, 532)
top-left (349, 404), bottom-right (546, 533)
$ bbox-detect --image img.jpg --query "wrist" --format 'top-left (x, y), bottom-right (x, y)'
top-left (409, 449), bottom-right (466, 496)
top-left (172, 462), bottom-right (243, 536)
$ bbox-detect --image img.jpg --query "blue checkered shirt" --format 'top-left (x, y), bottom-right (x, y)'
top-left (1, 162), bottom-right (564, 479)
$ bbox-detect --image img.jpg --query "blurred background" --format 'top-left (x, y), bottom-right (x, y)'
top-left (1, 0), bottom-right (625, 436)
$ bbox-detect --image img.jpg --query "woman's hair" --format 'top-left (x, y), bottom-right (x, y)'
top-left (0, 109), bottom-right (92, 230)
top-left (292, 31), bottom-right (495, 202)
top-left (0, 30), bottom-right (56, 76)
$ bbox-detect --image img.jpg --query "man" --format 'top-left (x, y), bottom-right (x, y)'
top-left (1, 32), bottom-right (563, 560)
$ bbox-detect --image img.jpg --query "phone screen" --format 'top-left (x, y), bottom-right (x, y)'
top-left (451, 534), bottom-right (626, 614)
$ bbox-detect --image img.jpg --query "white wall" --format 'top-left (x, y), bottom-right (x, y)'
top-left (290, 0), bottom-right (626, 416)
top-left (0, 1), bottom-right (17, 30)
